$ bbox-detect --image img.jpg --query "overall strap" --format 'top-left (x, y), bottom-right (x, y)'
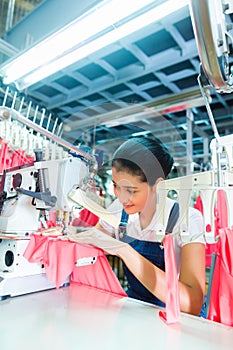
top-left (118, 209), bottom-right (129, 238)
top-left (165, 202), bottom-right (179, 234)
top-left (119, 201), bottom-right (179, 236)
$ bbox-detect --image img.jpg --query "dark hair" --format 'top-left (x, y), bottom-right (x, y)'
top-left (112, 137), bottom-right (173, 186)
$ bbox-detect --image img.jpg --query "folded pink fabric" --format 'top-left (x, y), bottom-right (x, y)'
top-left (72, 208), bottom-right (99, 227)
top-left (23, 233), bottom-right (127, 297)
top-left (159, 233), bottom-right (180, 324)
top-left (207, 227), bottom-right (233, 326)
top-left (23, 234), bottom-right (51, 263)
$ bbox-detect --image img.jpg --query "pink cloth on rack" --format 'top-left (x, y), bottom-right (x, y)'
top-left (159, 234), bottom-right (180, 324)
top-left (194, 190), bottom-right (228, 267)
top-left (10, 149), bottom-right (34, 167)
top-left (23, 233), bottom-right (127, 297)
top-left (0, 139), bottom-right (35, 172)
top-left (207, 227), bottom-right (233, 326)
top-left (0, 141), bottom-right (10, 172)
top-left (215, 189), bottom-right (228, 232)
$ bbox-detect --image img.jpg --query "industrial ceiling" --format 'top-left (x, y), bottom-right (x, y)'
top-left (0, 0), bottom-right (233, 173)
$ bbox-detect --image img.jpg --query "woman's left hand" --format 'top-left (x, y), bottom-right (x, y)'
top-left (67, 227), bottom-right (127, 255)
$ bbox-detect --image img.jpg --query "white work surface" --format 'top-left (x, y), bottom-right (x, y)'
top-left (1, 283), bottom-right (233, 350)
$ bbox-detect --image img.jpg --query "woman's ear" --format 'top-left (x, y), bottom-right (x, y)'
top-left (152, 177), bottom-right (164, 193)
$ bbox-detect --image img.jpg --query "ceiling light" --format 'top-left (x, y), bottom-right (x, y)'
top-left (0, 0), bottom-right (189, 90)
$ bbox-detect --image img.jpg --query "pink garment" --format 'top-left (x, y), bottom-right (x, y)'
top-left (159, 234), bottom-right (180, 324)
top-left (10, 149), bottom-right (34, 167)
top-left (194, 190), bottom-right (228, 267)
top-left (23, 233), bottom-right (127, 297)
top-left (215, 189), bottom-right (228, 232)
top-left (71, 255), bottom-right (126, 294)
top-left (23, 233), bottom-right (51, 263)
top-left (11, 149), bottom-right (24, 167)
top-left (72, 208), bottom-right (99, 227)
top-left (0, 139), bottom-right (35, 172)
top-left (207, 227), bottom-right (233, 326)
top-left (0, 141), bottom-right (10, 172)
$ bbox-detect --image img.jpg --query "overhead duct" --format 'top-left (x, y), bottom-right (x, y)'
top-left (65, 88), bottom-right (206, 130)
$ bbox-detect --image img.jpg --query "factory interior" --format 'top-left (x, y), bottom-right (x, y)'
top-left (0, 1), bottom-right (233, 349)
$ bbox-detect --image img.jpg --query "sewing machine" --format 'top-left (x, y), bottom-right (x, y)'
top-left (0, 152), bottom-right (92, 299)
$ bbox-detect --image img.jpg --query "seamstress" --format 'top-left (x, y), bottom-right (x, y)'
top-left (73, 137), bottom-right (206, 316)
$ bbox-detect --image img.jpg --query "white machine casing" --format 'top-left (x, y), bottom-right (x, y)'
top-left (0, 156), bottom-right (89, 299)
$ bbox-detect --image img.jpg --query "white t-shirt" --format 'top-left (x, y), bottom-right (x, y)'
top-left (99, 197), bottom-right (205, 271)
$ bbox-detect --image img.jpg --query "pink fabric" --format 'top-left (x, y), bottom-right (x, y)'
top-left (23, 233), bottom-right (51, 263)
top-left (0, 141), bottom-right (10, 172)
top-left (207, 227), bottom-right (233, 326)
top-left (0, 139), bottom-right (34, 172)
top-left (159, 234), bottom-right (180, 324)
top-left (72, 208), bottom-right (99, 227)
top-left (71, 256), bottom-right (126, 294)
top-left (11, 149), bottom-right (24, 167)
top-left (23, 233), bottom-right (127, 297)
top-left (10, 149), bottom-right (34, 167)
top-left (194, 190), bottom-right (228, 267)
top-left (215, 189), bottom-right (228, 232)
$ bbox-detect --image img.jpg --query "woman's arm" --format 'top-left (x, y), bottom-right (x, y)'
top-left (72, 222), bottom-right (206, 315)
top-left (95, 222), bottom-right (115, 236)
top-left (117, 242), bottom-right (206, 316)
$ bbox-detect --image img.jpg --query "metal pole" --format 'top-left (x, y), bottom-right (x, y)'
top-left (5, 0), bottom-right (16, 31)
top-left (186, 109), bottom-right (193, 175)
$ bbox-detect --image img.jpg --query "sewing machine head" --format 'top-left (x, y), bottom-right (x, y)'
top-left (0, 154), bottom-right (90, 234)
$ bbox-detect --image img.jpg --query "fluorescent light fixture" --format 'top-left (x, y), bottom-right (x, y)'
top-left (131, 130), bottom-right (151, 137)
top-left (0, 0), bottom-right (189, 90)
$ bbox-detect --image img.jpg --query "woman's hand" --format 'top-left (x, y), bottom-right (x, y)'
top-left (67, 227), bottom-right (127, 255)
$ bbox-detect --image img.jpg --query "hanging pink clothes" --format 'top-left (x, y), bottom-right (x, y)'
top-left (207, 227), bottom-right (233, 326)
top-left (194, 190), bottom-right (228, 267)
top-left (23, 233), bottom-right (127, 297)
top-left (0, 139), bottom-right (35, 173)
top-left (0, 141), bottom-right (10, 173)
top-left (159, 234), bottom-right (180, 324)
top-left (10, 149), bottom-right (34, 167)
top-left (215, 189), bottom-right (228, 232)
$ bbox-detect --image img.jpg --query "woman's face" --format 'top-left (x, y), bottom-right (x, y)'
top-left (112, 167), bottom-right (155, 215)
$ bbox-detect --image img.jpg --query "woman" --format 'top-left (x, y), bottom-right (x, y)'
top-left (74, 137), bottom-right (206, 316)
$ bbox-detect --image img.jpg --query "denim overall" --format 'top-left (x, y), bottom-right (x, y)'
top-left (119, 202), bottom-right (179, 307)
